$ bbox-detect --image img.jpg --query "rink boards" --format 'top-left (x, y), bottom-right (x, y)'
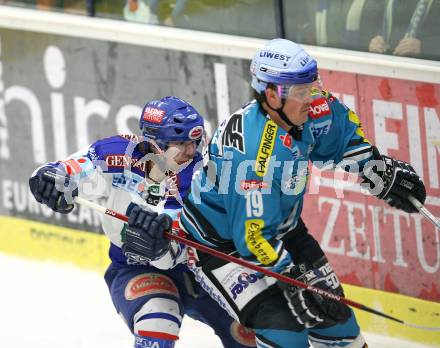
top-left (0, 5), bottom-right (439, 346)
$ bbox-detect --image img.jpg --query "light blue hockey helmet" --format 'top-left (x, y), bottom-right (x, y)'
top-left (250, 39), bottom-right (318, 94)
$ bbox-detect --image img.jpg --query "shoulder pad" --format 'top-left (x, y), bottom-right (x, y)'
top-left (89, 135), bottom-right (147, 173)
top-left (213, 111), bottom-right (246, 155)
top-left (90, 135), bottom-right (134, 161)
top-left (119, 134), bottom-right (144, 143)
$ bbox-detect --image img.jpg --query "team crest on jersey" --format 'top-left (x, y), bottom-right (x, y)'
top-left (221, 113), bottom-right (245, 153)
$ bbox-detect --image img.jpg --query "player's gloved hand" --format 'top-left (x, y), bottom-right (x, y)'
top-left (29, 166), bottom-right (77, 214)
top-left (122, 205), bottom-right (172, 263)
top-left (279, 257), bottom-right (351, 329)
top-left (364, 152), bottom-right (426, 213)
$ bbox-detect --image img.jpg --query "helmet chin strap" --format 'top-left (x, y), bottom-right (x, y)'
top-left (264, 96), bottom-right (303, 141)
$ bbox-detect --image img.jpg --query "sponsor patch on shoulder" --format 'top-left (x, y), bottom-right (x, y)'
top-left (143, 107), bottom-right (165, 123)
top-left (125, 273), bottom-right (179, 300)
top-left (255, 120), bottom-right (277, 177)
top-left (309, 98), bottom-right (331, 119)
top-left (120, 134), bottom-right (142, 143)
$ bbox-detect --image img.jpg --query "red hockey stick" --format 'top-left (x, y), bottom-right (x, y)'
top-left (73, 196), bottom-right (439, 331)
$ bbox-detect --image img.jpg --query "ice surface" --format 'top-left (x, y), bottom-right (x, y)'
top-left (0, 253), bottom-right (432, 348)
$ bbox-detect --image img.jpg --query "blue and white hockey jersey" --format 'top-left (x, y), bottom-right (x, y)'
top-left (180, 90), bottom-right (373, 271)
top-left (34, 134), bottom-right (201, 268)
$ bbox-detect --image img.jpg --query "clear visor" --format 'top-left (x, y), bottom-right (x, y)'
top-left (276, 76), bottom-right (322, 101)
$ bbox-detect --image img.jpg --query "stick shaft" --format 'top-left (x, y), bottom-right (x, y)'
top-left (72, 197), bottom-right (411, 325)
top-left (409, 196), bottom-right (440, 229)
top-left (78, 197), bottom-right (129, 222)
top-left (42, 172), bottom-right (440, 330)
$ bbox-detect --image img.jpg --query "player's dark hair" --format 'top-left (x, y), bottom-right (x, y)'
top-left (253, 83), bottom-right (277, 105)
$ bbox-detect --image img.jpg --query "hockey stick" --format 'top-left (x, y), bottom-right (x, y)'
top-left (72, 195), bottom-right (439, 331)
top-left (409, 195), bottom-right (440, 229)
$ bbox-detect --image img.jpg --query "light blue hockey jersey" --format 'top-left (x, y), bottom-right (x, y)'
top-left (180, 90), bottom-right (373, 271)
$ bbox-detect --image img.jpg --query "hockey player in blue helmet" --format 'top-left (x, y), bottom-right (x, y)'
top-left (29, 96), bottom-right (256, 348)
top-left (250, 38), bottom-right (321, 141)
top-left (139, 96), bottom-right (204, 170)
top-left (135, 96), bottom-right (205, 203)
top-left (105, 40), bottom-right (426, 348)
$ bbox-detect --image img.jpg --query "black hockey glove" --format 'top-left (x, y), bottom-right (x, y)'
top-left (363, 149), bottom-right (426, 213)
top-left (29, 166), bottom-right (78, 214)
top-left (122, 205), bottom-right (172, 264)
top-left (280, 256), bottom-right (351, 329)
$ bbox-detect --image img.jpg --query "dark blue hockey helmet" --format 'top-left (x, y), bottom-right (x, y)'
top-left (139, 96), bottom-right (204, 150)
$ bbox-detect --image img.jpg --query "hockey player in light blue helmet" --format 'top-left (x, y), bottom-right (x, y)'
top-left (178, 38), bottom-right (372, 348)
top-left (118, 39), bottom-right (426, 348)
top-left (250, 38), bottom-right (321, 140)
